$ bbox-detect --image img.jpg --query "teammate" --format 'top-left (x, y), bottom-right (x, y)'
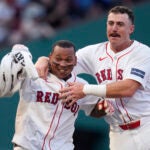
top-left (35, 6), bottom-right (150, 150)
top-left (0, 41), bottom-right (113, 150)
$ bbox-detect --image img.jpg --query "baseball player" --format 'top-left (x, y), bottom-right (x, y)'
top-left (35, 6), bottom-right (150, 150)
top-left (0, 41), bottom-right (113, 150)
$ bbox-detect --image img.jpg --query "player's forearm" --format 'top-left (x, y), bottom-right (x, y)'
top-left (106, 79), bottom-right (139, 97)
top-left (83, 79), bottom-right (140, 98)
top-left (35, 56), bottom-right (49, 79)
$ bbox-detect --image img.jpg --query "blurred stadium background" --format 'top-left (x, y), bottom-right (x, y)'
top-left (0, 0), bottom-right (150, 150)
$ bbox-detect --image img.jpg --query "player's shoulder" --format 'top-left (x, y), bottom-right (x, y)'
top-left (134, 40), bottom-right (150, 55)
top-left (134, 40), bottom-right (150, 50)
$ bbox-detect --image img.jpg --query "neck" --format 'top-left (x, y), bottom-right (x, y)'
top-left (111, 40), bottom-right (133, 53)
top-left (63, 74), bottom-right (72, 81)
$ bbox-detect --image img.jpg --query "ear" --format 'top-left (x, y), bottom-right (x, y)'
top-left (129, 24), bottom-right (135, 34)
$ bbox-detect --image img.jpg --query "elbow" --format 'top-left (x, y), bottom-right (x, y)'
top-left (121, 89), bottom-right (136, 97)
top-left (124, 91), bottom-right (134, 97)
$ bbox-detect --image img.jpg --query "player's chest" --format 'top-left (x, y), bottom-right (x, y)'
top-left (22, 79), bottom-right (80, 115)
top-left (94, 54), bottom-right (130, 83)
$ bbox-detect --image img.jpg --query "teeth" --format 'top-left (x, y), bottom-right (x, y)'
top-left (60, 69), bottom-right (65, 73)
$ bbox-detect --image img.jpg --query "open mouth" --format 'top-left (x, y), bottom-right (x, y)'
top-left (110, 33), bottom-right (120, 37)
top-left (59, 69), bottom-right (66, 73)
top-left (58, 67), bottom-right (70, 74)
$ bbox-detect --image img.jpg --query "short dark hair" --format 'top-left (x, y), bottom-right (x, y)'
top-left (51, 40), bottom-right (76, 53)
top-left (108, 6), bottom-right (134, 24)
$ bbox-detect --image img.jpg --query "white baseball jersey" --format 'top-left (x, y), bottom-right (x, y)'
top-left (74, 40), bottom-right (150, 149)
top-left (12, 72), bottom-right (98, 150)
top-left (0, 48), bottom-right (99, 150)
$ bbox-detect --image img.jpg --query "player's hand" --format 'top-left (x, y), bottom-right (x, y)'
top-left (59, 82), bottom-right (86, 106)
top-left (11, 44), bottom-right (32, 66)
top-left (35, 56), bottom-right (49, 80)
top-left (98, 99), bottom-right (114, 116)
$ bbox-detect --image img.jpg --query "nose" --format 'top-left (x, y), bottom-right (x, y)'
top-left (59, 61), bottom-right (67, 67)
top-left (112, 24), bottom-right (118, 31)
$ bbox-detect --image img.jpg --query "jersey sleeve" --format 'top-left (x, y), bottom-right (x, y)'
top-left (124, 45), bottom-right (150, 89)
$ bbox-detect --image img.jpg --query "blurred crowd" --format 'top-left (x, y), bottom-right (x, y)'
top-left (0, 0), bottom-right (147, 48)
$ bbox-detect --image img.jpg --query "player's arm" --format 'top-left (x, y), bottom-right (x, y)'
top-left (84, 79), bottom-right (141, 98)
top-left (59, 79), bottom-right (141, 106)
top-left (35, 56), bottom-right (49, 79)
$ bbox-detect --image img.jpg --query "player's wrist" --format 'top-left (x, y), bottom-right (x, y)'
top-left (83, 84), bottom-right (106, 97)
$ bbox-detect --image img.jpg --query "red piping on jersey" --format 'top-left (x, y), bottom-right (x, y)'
top-left (115, 48), bottom-right (134, 81)
top-left (42, 73), bottom-right (77, 149)
top-left (105, 43), bottom-right (113, 62)
top-left (48, 83), bottom-right (64, 150)
top-left (42, 81), bottom-right (63, 150)
top-left (115, 46), bottom-right (137, 123)
top-left (106, 42), bottom-right (139, 123)
top-left (48, 74), bottom-right (77, 149)
top-left (42, 104), bottom-right (59, 150)
top-left (48, 104), bottom-right (64, 150)
top-left (105, 42), bottom-right (128, 121)
top-left (115, 101), bottom-right (126, 122)
top-left (120, 98), bottom-right (132, 122)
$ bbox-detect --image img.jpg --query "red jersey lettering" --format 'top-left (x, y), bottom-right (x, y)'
top-left (44, 92), bottom-right (51, 103)
top-left (36, 91), bottom-right (44, 102)
top-left (96, 68), bottom-right (123, 83)
top-left (117, 69), bottom-right (123, 80)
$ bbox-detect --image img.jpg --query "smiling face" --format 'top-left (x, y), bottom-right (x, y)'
top-left (49, 45), bottom-right (77, 80)
top-left (107, 12), bottom-right (134, 52)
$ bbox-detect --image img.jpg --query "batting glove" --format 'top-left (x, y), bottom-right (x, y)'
top-left (11, 44), bottom-right (38, 79)
top-left (98, 99), bottom-right (115, 116)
